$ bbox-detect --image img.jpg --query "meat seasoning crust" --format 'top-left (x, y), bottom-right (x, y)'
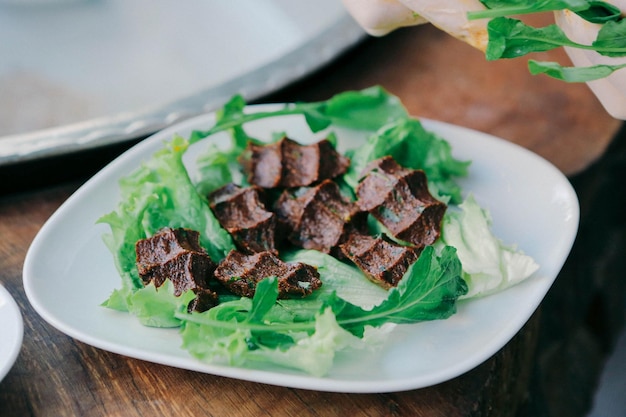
top-left (209, 183), bottom-right (277, 254)
top-left (339, 232), bottom-right (420, 289)
top-left (356, 156), bottom-right (447, 248)
top-left (214, 250), bottom-right (322, 298)
top-left (240, 137), bottom-right (350, 188)
top-left (135, 227), bottom-right (219, 312)
top-left (274, 179), bottom-right (366, 253)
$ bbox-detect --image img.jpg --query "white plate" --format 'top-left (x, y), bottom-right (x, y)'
top-left (0, 284), bottom-right (23, 382)
top-left (0, 0), bottom-right (365, 164)
top-left (23, 107), bottom-right (579, 393)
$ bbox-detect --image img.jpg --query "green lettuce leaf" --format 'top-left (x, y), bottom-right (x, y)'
top-left (129, 281), bottom-right (196, 328)
top-left (98, 135), bottom-right (235, 310)
top-left (437, 194), bottom-right (539, 299)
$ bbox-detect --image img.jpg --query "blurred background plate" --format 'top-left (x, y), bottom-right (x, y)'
top-left (0, 284), bottom-right (23, 382)
top-left (0, 0), bottom-right (365, 165)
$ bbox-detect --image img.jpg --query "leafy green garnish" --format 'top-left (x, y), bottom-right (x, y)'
top-left (471, 0), bottom-right (620, 23)
top-left (468, 1), bottom-right (626, 83)
top-left (528, 59), bottom-right (626, 81)
top-left (485, 18), bottom-right (572, 60)
top-left (189, 85), bottom-right (408, 143)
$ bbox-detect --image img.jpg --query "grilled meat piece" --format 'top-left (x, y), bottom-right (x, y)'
top-left (339, 232), bottom-right (420, 288)
top-left (135, 227), bottom-right (216, 296)
top-left (209, 183), bottom-right (277, 254)
top-left (240, 137), bottom-right (350, 188)
top-left (356, 156), bottom-right (446, 247)
top-left (214, 250), bottom-right (321, 298)
top-left (187, 289), bottom-right (220, 313)
top-left (274, 179), bottom-right (365, 253)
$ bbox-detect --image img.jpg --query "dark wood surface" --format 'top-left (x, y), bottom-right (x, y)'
top-left (1, 15), bottom-right (625, 417)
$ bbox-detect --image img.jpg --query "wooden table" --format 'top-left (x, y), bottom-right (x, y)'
top-left (2, 16), bottom-right (625, 417)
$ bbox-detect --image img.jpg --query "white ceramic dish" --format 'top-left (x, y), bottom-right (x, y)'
top-left (23, 107), bottom-right (579, 393)
top-left (0, 284), bottom-right (23, 382)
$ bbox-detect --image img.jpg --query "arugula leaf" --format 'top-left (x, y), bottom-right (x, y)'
top-left (325, 246), bottom-right (467, 337)
top-left (247, 276), bottom-right (280, 323)
top-left (470, 0), bottom-right (619, 23)
top-left (344, 118), bottom-right (470, 204)
top-left (528, 59), bottom-right (626, 82)
top-left (485, 18), bottom-right (573, 60)
top-left (486, 17), bottom-right (626, 61)
top-left (318, 86), bottom-right (408, 130)
top-left (576, 1), bottom-right (622, 24)
top-left (593, 19), bottom-right (626, 57)
top-left (189, 86), bottom-right (407, 142)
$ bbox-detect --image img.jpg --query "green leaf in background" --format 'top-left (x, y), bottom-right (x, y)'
top-left (485, 18), bottom-right (573, 60)
top-left (576, 1), bottom-right (622, 24)
top-left (593, 19), bottom-right (626, 57)
top-left (484, 13), bottom-right (626, 62)
top-left (247, 276), bottom-right (280, 324)
top-left (471, 0), bottom-right (616, 21)
top-left (471, 1), bottom-right (626, 82)
top-left (528, 59), bottom-right (626, 82)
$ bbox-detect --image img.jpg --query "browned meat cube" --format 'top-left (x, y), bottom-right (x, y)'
top-left (274, 179), bottom-right (365, 253)
top-left (356, 156), bottom-right (446, 247)
top-left (187, 289), bottom-right (220, 313)
top-left (214, 250), bottom-right (321, 298)
top-left (240, 137), bottom-right (350, 189)
top-left (209, 183), bottom-right (277, 254)
top-left (339, 232), bottom-right (420, 289)
top-left (135, 227), bottom-right (216, 296)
